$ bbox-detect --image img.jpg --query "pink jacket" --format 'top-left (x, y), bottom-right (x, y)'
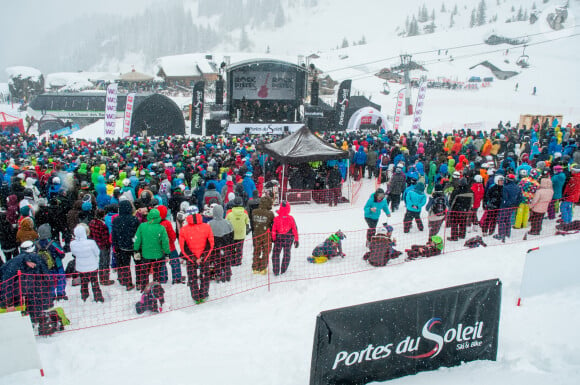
top-left (530, 178), bottom-right (554, 214)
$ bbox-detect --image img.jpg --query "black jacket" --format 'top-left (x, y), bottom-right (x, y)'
top-left (449, 185), bottom-right (474, 212)
top-left (112, 200), bottom-right (140, 251)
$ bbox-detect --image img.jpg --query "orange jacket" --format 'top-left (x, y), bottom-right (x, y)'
top-left (179, 214), bottom-right (214, 262)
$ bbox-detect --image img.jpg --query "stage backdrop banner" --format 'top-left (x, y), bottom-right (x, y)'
top-left (226, 123), bottom-right (303, 135)
top-left (310, 279), bottom-right (502, 385)
top-left (232, 71), bottom-right (296, 100)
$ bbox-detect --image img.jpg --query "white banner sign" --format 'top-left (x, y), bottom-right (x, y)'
top-left (226, 123), bottom-right (303, 135)
top-left (519, 239), bottom-right (580, 305)
top-left (232, 71), bottom-right (296, 100)
top-left (0, 312), bottom-right (43, 377)
top-left (123, 92), bottom-right (136, 138)
top-left (412, 81), bottom-right (427, 130)
top-left (393, 88), bottom-right (406, 131)
top-left (104, 83), bottom-right (118, 137)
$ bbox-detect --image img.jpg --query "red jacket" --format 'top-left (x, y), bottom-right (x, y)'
top-left (89, 219), bottom-right (110, 249)
top-left (179, 213), bottom-right (214, 262)
top-left (157, 205), bottom-right (176, 252)
top-left (471, 183), bottom-right (485, 209)
top-left (563, 173), bottom-right (580, 203)
top-left (271, 202), bottom-right (298, 242)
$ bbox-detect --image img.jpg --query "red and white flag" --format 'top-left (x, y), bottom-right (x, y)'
top-left (393, 88), bottom-right (406, 131)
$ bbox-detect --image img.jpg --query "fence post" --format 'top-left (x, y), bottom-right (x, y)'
top-left (442, 211), bottom-right (448, 253)
top-left (17, 270), bottom-right (23, 309)
top-left (267, 231), bottom-right (271, 292)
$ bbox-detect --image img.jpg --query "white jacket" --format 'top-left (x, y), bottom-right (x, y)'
top-left (70, 225), bottom-right (100, 272)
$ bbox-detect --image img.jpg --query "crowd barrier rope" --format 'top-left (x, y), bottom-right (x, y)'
top-left (1, 202), bottom-right (577, 336)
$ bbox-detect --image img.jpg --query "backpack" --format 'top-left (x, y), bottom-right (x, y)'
top-left (431, 196), bottom-right (447, 216)
top-left (36, 241), bottom-right (55, 270)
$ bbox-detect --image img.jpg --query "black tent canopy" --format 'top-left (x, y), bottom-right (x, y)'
top-left (131, 93), bottom-right (185, 136)
top-left (258, 125), bottom-right (348, 164)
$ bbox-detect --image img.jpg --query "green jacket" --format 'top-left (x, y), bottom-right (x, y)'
top-left (134, 209), bottom-right (170, 260)
top-left (78, 163), bottom-right (88, 175)
top-left (225, 206), bottom-right (249, 241)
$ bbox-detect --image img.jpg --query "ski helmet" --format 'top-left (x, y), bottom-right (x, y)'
top-left (431, 235), bottom-right (444, 251)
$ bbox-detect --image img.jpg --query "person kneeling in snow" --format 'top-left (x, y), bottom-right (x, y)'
top-left (363, 225), bottom-right (401, 267)
top-left (308, 231), bottom-right (346, 263)
top-left (135, 282), bottom-right (165, 314)
top-left (405, 235), bottom-right (444, 261)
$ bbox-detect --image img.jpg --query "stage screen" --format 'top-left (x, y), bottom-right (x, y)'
top-left (232, 71), bottom-right (296, 100)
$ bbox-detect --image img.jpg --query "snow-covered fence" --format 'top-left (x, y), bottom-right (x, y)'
top-left (1, 204), bottom-right (575, 336)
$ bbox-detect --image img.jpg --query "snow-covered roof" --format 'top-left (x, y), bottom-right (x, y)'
top-left (5, 66), bottom-right (42, 80)
top-left (156, 54), bottom-right (203, 77)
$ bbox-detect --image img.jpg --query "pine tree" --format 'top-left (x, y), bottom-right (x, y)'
top-left (274, 3), bottom-right (285, 27)
top-left (266, 45), bottom-right (270, 54)
top-left (239, 27), bottom-right (252, 51)
top-left (453, 4), bottom-right (458, 15)
top-left (470, 8), bottom-right (476, 27)
top-left (360, 35), bottom-right (367, 45)
top-left (341, 37), bottom-right (349, 48)
top-left (449, 12), bottom-right (455, 27)
top-left (441, 3), bottom-right (446, 12)
top-left (431, 9), bottom-right (435, 21)
top-left (406, 16), bottom-right (410, 31)
top-left (408, 16), bottom-right (420, 36)
top-left (532, 3), bottom-right (536, 10)
top-left (477, 0), bottom-right (487, 26)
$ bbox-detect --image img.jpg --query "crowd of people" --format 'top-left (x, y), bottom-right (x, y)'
top-left (0, 118), bottom-right (579, 333)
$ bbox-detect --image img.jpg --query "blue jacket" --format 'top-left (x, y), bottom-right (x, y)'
top-left (242, 177), bottom-right (257, 199)
top-left (364, 193), bottom-right (391, 220)
top-left (501, 181), bottom-right (522, 208)
top-left (405, 183), bottom-right (427, 212)
top-left (551, 172), bottom-right (566, 199)
top-left (353, 148), bottom-right (367, 166)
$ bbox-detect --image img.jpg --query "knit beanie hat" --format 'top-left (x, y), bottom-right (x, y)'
top-left (82, 201), bottom-right (93, 212)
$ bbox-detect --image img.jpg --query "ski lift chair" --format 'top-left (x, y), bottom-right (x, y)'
top-left (382, 82), bottom-right (391, 95)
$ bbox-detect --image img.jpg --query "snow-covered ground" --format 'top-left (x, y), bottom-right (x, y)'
top-left (2, 1), bottom-right (580, 383)
top-left (2, 179), bottom-right (580, 385)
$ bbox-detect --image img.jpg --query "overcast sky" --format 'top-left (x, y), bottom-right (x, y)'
top-left (1, 0), bottom-right (159, 81)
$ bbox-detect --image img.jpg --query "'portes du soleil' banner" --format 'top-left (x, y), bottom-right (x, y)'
top-left (191, 81), bottom-right (205, 136)
top-left (335, 80), bottom-right (352, 131)
top-left (310, 279), bottom-right (502, 385)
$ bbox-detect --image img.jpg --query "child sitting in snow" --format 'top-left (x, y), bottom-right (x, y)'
top-left (308, 230), bottom-right (346, 263)
top-left (363, 224), bottom-right (402, 267)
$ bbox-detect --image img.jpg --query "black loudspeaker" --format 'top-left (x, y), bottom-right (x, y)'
top-left (215, 79), bottom-right (224, 105)
top-left (245, 127), bottom-right (251, 135)
top-left (205, 119), bottom-right (221, 136)
top-left (284, 125), bottom-right (289, 133)
top-left (311, 81), bottom-right (319, 106)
